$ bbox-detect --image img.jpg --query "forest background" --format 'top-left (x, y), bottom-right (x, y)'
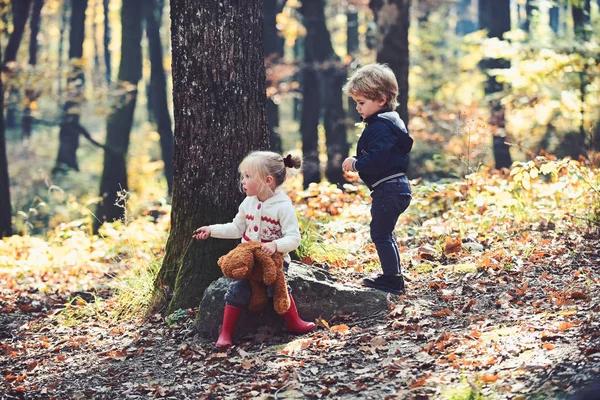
top-left (0, 0), bottom-right (600, 399)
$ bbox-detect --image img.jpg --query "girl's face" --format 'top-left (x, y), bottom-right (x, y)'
top-left (241, 171), bottom-right (262, 197)
top-left (351, 94), bottom-right (387, 119)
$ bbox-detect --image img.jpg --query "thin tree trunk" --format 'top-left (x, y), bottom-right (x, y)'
top-left (53, 0), bottom-right (88, 173)
top-left (522, 0), bottom-right (536, 34)
top-left (157, 0), bottom-right (269, 313)
top-left (572, 0), bottom-right (590, 41)
top-left (346, 7), bottom-right (361, 122)
top-left (549, 6), bottom-right (559, 34)
top-left (4, 0), bottom-right (32, 129)
top-left (22, 0), bottom-right (44, 140)
top-left (479, 0), bottom-right (512, 169)
top-left (95, 0), bottom-right (143, 228)
top-left (456, 0), bottom-right (477, 35)
top-left (299, 66), bottom-right (320, 186)
top-left (4, 0), bottom-right (32, 64)
top-left (264, 0), bottom-right (283, 153)
top-left (369, 0), bottom-right (411, 125)
top-left (144, 0), bottom-right (174, 196)
top-left (57, 0), bottom-right (68, 100)
top-left (0, 48), bottom-right (12, 238)
top-left (300, 0), bottom-right (348, 187)
top-left (103, 0), bottom-right (111, 85)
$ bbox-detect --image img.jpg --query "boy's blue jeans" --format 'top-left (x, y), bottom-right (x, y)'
top-left (370, 177), bottom-right (411, 276)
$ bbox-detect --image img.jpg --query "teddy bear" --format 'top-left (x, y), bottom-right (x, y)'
top-left (217, 241), bottom-right (291, 315)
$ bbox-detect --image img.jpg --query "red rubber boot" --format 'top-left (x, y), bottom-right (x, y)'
top-left (216, 304), bottom-right (241, 348)
top-left (283, 294), bottom-right (315, 334)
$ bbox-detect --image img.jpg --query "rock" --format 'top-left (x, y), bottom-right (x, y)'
top-left (195, 261), bottom-right (390, 340)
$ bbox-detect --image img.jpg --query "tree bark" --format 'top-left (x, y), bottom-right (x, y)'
top-left (300, 0), bottom-right (348, 187)
top-left (4, 0), bottom-right (32, 129)
top-left (22, 0), bottom-right (44, 140)
top-left (456, 0), bottom-right (477, 35)
top-left (103, 0), bottom-right (112, 85)
top-left (549, 6), bottom-right (559, 34)
top-left (144, 0), bottom-right (174, 196)
top-left (264, 0), bottom-right (284, 153)
top-left (522, 0), bottom-right (536, 34)
top-left (53, 0), bottom-right (88, 173)
top-left (95, 0), bottom-right (143, 228)
top-left (478, 0), bottom-right (512, 169)
top-left (0, 48), bottom-right (12, 238)
top-left (157, 0), bottom-right (269, 313)
top-left (369, 0), bottom-right (410, 125)
top-left (572, 0), bottom-right (590, 41)
top-left (4, 0), bottom-right (32, 64)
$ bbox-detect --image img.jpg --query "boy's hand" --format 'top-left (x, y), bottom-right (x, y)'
top-left (192, 226), bottom-right (211, 240)
top-left (261, 242), bottom-right (277, 255)
top-left (342, 157), bottom-right (356, 172)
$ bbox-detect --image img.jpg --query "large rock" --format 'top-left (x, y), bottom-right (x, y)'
top-left (195, 261), bottom-right (390, 340)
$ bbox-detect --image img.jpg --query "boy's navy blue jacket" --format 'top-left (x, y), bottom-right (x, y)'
top-left (353, 110), bottom-right (413, 190)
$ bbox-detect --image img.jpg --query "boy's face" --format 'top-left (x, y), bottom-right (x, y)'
top-left (351, 94), bottom-right (387, 120)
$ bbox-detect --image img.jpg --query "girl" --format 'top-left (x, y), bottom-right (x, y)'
top-left (193, 151), bottom-right (315, 348)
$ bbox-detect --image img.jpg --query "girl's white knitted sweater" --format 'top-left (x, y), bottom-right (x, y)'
top-left (209, 190), bottom-right (300, 262)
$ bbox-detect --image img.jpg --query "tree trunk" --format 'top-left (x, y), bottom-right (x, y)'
top-left (456, 0), bottom-right (477, 35)
top-left (144, 0), bottom-right (174, 196)
top-left (0, 49), bottom-right (12, 238)
top-left (4, 0), bottom-right (32, 129)
top-left (347, 8), bottom-right (359, 54)
top-left (572, 0), bottom-right (590, 41)
top-left (4, 0), bottom-right (32, 64)
top-left (478, 0), bottom-right (512, 169)
top-left (369, 0), bottom-right (410, 125)
top-left (549, 6), bottom-right (559, 34)
top-left (53, 0), bottom-right (88, 173)
top-left (264, 0), bottom-right (284, 153)
top-left (95, 0), bottom-right (143, 228)
top-left (346, 8), bottom-right (361, 122)
top-left (103, 0), bottom-right (112, 85)
top-left (300, 66), bottom-right (321, 186)
top-left (300, 0), bottom-right (348, 187)
top-left (22, 0), bottom-right (44, 140)
top-left (57, 0), bottom-right (68, 100)
top-left (157, 0), bottom-right (269, 313)
top-left (522, 0), bottom-right (536, 34)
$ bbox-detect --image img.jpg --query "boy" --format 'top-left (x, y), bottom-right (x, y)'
top-left (342, 64), bottom-right (413, 295)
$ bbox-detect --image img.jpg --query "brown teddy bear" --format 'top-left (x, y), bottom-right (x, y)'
top-left (217, 241), bottom-right (291, 315)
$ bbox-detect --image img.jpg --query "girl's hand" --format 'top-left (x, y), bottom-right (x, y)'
top-left (192, 226), bottom-right (211, 240)
top-left (261, 242), bottom-right (277, 255)
top-left (342, 157), bottom-right (356, 172)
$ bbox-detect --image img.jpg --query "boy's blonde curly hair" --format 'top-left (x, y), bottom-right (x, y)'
top-left (343, 64), bottom-right (399, 110)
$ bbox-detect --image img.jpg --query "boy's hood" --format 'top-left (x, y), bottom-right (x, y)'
top-left (378, 111), bottom-right (408, 133)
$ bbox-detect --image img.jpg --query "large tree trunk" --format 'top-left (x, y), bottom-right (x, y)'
top-left (144, 0), bottom-right (174, 196)
top-left (95, 0), bottom-right (143, 228)
top-left (369, 0), bottom-right (410, 125)
top-left (264, 0), bottom-right (284, 153)
top-left (300, 0), bottom-right (348, 187)
top-left (478, 0), bottom-right (512, 169)
top-left (53, 0), bottom-right (88, 173)
top-left (22, 0), bottom-right (44, 140)
top-left (0, 49), bottom-right (12, 238)
top-left (157, 0), bottom-right (269, 313)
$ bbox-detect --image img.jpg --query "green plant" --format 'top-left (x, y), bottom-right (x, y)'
top-left (165, 308), bottom-right (189, 326)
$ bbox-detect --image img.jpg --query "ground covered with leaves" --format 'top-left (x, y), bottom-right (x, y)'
top-left (1, 157), bottom-right (600, 399)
